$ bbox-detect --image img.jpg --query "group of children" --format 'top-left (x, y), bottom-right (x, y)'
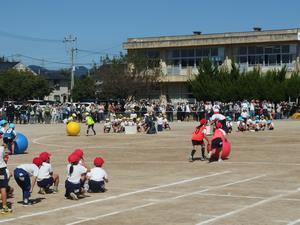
top-left (103, 113), bottom-right (171, 134)
top-left (0, 147), bottom-right (108, 213)
top-left (236, 115), bottom-right (275, 132)
top-left (190, 119), bottom-right (228, 163)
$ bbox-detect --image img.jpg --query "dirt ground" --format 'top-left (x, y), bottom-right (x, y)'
top-left (0, 120), bottom-right (300, 225)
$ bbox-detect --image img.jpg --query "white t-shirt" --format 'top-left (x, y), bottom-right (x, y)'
top-left (87, 167), bottom-right (108, 182)
top-left (0, 146), bottom-right (6, 168)
top-left (241, 111), bottom-right (249, 118)
top-left (67, 164), bottom-right (87, 184)
top-left (157, 117), bottom-right (163, 125)
top-left (17, 164), bottom-right (39, 177)
top-left (37, 162), bottom-right (53, 181)
top-left (210, 113), bottom-right (226, 121)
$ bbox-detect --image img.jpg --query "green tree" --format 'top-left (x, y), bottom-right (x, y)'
top-left (71, 75), bottom-right (96, 102)
top-left (0, 69), bottom-right (52, 101)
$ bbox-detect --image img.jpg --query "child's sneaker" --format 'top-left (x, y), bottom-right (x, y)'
top-left (23, 199), bottom-right (32, 206)
top-left (188, 156), bottom-right (193, 162)
top-left (1, 206), bottom-right (12, 214)
top-left (38, 188), bottom-right (46, 195)
top-left (218, 158), bottom-right (223, 162)
top-left (69, 192), bottom-right (78, 200)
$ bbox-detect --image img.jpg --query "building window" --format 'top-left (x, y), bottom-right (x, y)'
top-left (234, 44), bottom-right (296, 67)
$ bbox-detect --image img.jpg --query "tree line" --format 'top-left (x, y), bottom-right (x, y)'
top-left (0, 70), bottom-right (52, 101)
top-left (71, 54), bottom-right (162, 102)
top-left (189, 59), bottom-right (300, 102)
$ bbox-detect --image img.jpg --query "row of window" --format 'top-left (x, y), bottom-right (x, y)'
top-left (168, 47), bottom-right (223, 58)
top-left (235, 54), bottom-right (296, 65)
top-left (235, 45), bottom-right (295, 55)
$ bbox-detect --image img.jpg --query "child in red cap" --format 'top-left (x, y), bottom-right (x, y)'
top-left (189, 118), bottom-right (210, 162)
top-left (207, 122), bottom-right (227, 162)
top-left (37, 152), bottom-right (60, 194)
top-left (14, 157), bottom-right (43, 205)
top-left (87, 157), bottom-right (108, 193)
top-left (65, 153), bottom-right (90, 200)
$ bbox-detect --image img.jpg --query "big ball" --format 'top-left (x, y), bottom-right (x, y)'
top-left (66, 122), bottom-right (81, 136)
top-left (14, 132), bottom-right (29, 154)
top-left (209, 139), bottom-right (231, 161)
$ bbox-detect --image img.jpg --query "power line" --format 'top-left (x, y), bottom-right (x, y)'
top-left (0, 30), bottom-right (63, 43)
top-left (10, 54), bottom-right (93, 66)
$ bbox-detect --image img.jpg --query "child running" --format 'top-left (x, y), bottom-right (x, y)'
top-left (14, 157), bottom-right (42, 205)
top-left (37, 152), bottom-right (59, 194)
top-left (85, 113), bottom-right (96, 136)
top-left (207, 122), bottom-right (227, 162)
top-left (87, 157), bottom-right (108, 193)
top-left (189, 118), bottom-right (210, 162)
top-left (0, 145), bottom-right (12, 213)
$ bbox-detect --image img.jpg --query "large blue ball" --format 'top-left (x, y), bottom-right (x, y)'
top-left (14, 132), bottom-right (29, 154)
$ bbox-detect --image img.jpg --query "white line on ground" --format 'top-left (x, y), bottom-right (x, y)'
top-left (287, 219), bottom-right (300, 225)
top-left (65, 174), bottom-right (266, 225)
top-left (0, 171), bottom-right (230, 224)
top-left (197, 193), bottom-right (265, 200)
top-left (173, 174), bottom-right (266, 200)
top-left (195, 187), bottom-right (300, 225)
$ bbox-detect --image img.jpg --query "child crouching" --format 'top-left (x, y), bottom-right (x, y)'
top-left (65, 153), bottom-right (90, 200)
top-left (87, 157), bottom-right (108, 193)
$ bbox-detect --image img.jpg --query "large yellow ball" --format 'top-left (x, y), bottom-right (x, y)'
top-left (66, 122), bottom-right (81, 136)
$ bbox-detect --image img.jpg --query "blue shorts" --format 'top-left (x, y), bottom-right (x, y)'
top-left (88, 180), bottom-right (105, 193)
top-left (37, 177), bottom-right (54, 188)
top-left (0, 167), bottom-right (8, 188)
top-left (65, 180), bottom-right (81, 197)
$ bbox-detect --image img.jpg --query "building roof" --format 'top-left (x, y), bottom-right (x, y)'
top-left (123, 28), bottom-right (300, 49)
top-left (40, 72), bottom-right (70, 81)
top-left (0, 62), bottom-right (20, 71)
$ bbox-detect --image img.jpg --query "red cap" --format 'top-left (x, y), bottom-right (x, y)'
top-left (73, 149), bottom-right (84, 158)
top-left (94, 157), bottom-right (104, 167)
top-left (216, 122), bottom-right (222, 129)
top-left (200, 118), bottom-right (207, 125)
top-left (32, 157), bottom-right (43, 167)
top-left (68, 153), bottom-right (80, 163)
top-left (3, 154), bottom-right (9, 161)
top-left (39, 152), bottom-right (51, 162)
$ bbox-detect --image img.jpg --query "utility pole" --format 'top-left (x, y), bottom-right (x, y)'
top-left (63, 35), bottom-right (77, 102)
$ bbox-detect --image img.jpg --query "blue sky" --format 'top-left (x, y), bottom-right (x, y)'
top-left (0, 0), bottom-right (299, 69)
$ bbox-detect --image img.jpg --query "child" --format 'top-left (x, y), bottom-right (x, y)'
top-left (3, 123), bottom-right (17, 155)
top-left (156, 114), bottom-right (163, 132)
top-left (226, 116), bottom-right (233, 133)
top-left (103, 118), bottom-right (111, 133)
top-left (65, 153), bottom-right (89, 200)
top-left (207, 122), bottom-right (227, 162)
top-left (259, 116), bottom-right (267, 131)
top-left (163, 116), bottom-right (171, 130)
top-left (237, 116), bottom-right (246, 132)
top-left (267, 120), bottom-right (275, 130)
top-left (0, 120), bottom-right (8, 139)
top-left (85, 113), bottom-right (96, 136)
top-left (0, 146), bottom-right (12, 213)
top-left (37, 152), bottom-right (59, 194)
top-left (14, 157), bottom-right (42, 205)
top-left (3, 154), bottom-right (14, 198)
top-left (87, 157), bottom-right (108, 193)
top-left (189, 118), bottom-right (210, 162)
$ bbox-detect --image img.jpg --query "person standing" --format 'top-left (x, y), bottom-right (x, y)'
top-left (0, 146), bottom-right (12, 213)
top-left (85, 113), bottom-right (96, 136)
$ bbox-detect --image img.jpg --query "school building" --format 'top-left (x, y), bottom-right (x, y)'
top-left (123, 28), bottom-right (300, 101)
